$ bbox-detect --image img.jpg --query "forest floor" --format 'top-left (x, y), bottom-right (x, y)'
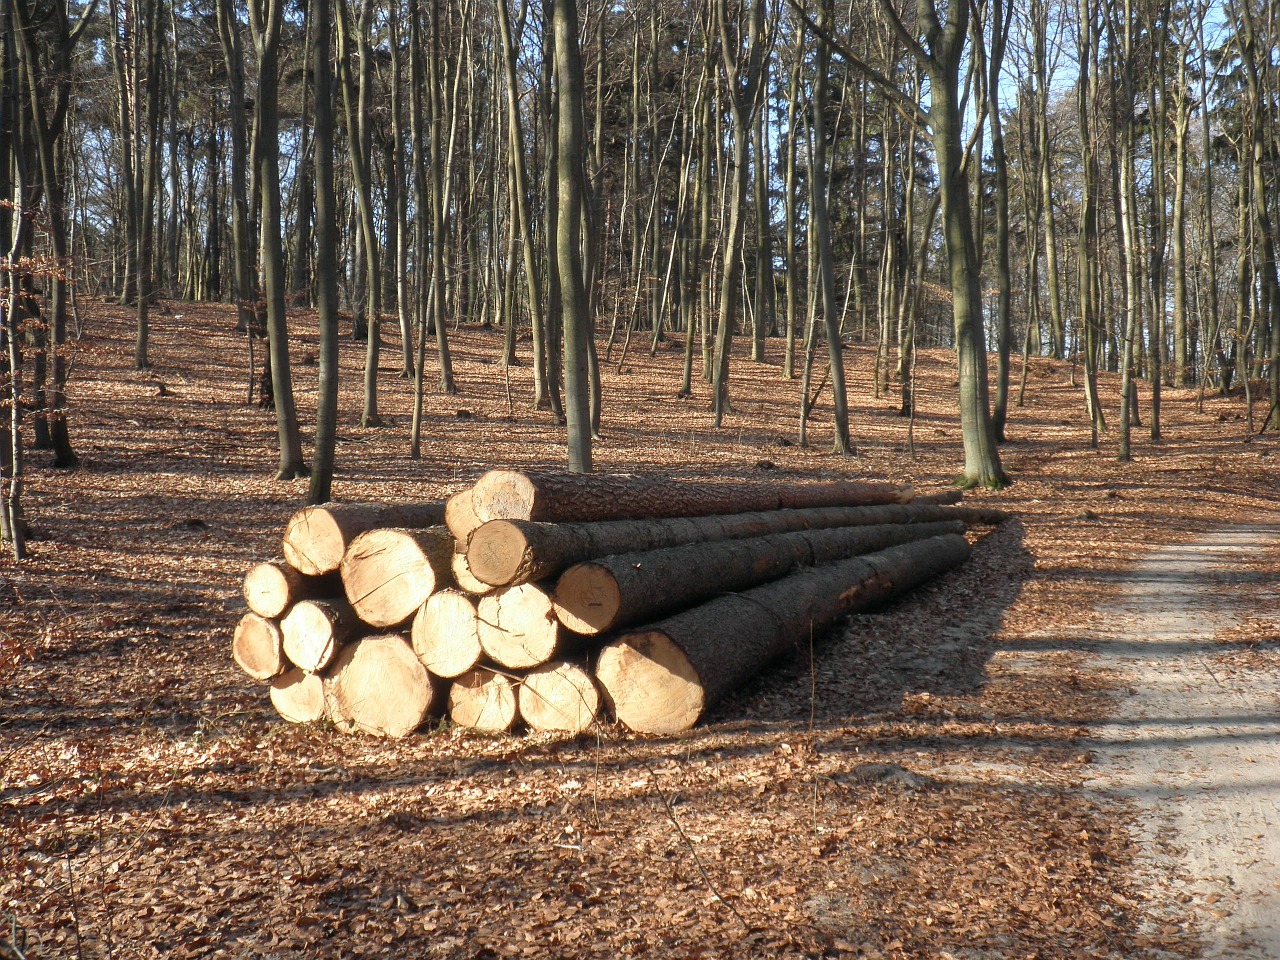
top-left (2, 300), bottom-right (1280, 959)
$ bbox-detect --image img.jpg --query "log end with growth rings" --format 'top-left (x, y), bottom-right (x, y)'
top-left (518, 660), bottom-right (601, 734)
top-left (466, 520), bottom-right (533, 586)
top-left (477, 583), bottom-right (560, 669)
top-left (552, 562), bottom-right (622, 636)
top-left (242, 562), bottom-right (298, 619)
top-left (327, 634), bottom-right (437, 738)
top-left (596, 630), bottom-right (703, 734)
top-left (412, 589), bottom-right (483, 678)
top-left (270, 667), bottom-right (327, 724)
top-left (232, 613), bottom-right (288, 681)
top-left (282, 506), bottom-right (347, 576)
top-left (449, 667), bottom-right (519, 732)
top-left (445, 488), bottom-right (483, 544)
top-left (340, 527), bottom-right (448, 629)
top-left (471, 470), bottom-right (538, 522)
top-left (280, 599), bottom-right (347, 673)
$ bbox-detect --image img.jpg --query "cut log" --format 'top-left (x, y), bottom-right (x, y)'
top-left (445, 488), bottom-right (484, 544)
top-left (242, 561), bottom-right (340, 619)
top-left (270, 667), bottom-right (327, 723)
top-left (477, 582), bottom-right (563, 669)
top-left (232, 613), bottom-right (288, 681)
top-left (282, 501), bottom-right (446, 576)
top-left (340, 526), bottom-right (454, 628)
top-left (596, 533), bottom-right (973, 733)
top-left (917, 489), bottom-right (964, 505)
top-left (412, 588), bottom-right (483, 678)
top-left (471, 469), bottom-right (913, 524)
top-left (451, 549), bottom-right (495, 596)
top-left (469, 502), bottom-right (993, 587)
top-left (281, 598), bottom-right (357, 672)
top-left (449, 667), bottom-right (519, 732)
top-left (554, 519), bottom-right (964, 635)
top-left (326, 634), bottom-right (440, 737)
top-left (518, 660), bottom-right (601, 734)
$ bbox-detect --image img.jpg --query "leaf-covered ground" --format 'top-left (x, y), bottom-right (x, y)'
top-left (3, 302), bottom-right (1278, 958)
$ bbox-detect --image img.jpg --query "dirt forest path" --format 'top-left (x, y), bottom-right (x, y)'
top-left (1084, 519), bottom-right (1280, 958)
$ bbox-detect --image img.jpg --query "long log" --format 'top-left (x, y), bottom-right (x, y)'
top-left (232, 613), bottom-right (288, 681)
top-left (518, 660), bottom-right (601, 734)
top-left (554, 520), bottom-right (965, 636)
top-left (477, 582), bottom-right (563, 669)
top-left (270, 667), bottom-right (327, 723)
top-left (470, 469), bottom-right (914, 524)
top-left (469, 502), bottom-right (1000, 587)
top-left (340, 526), bottom-right (454, 628)
top-left (282, 502), bottom-right (446, 576)
top-left (326, 634), bottom-right (441, 737)
top-left (449, 667), bottom-right (519, 732)
top-left (412, 588), bottom-right (483, 678)
top-left (595, 533), bottom-right (973, 734)
top-left (281, 598), bottom-right (357, 672)
top-left (242, 562), bottom-right (340, 619)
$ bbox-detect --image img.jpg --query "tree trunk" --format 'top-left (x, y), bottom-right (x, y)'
top-left (553, 519), bottom-right (963, 635)
top-left (553, 0), bottom-right (593, 470)
top-left (307, 0), bottom-right (342, 503)
top-left (471, 469), bottom-right (911, 523)
top-left (468, 502), bottom-right (996, 587)
top-left (250, 0), bottom-right (307, 478)
top-left (595, 533), bottom-right (972, 733)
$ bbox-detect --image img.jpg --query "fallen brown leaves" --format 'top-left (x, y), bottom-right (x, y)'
top-left (4, 303), bottom-right (1280, 958)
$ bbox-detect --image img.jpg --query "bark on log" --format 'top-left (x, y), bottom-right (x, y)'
top-left (451, 549), bottom-right (495, 596)
top-left (281, 598), bottom-right (357, 672)
top-left (282, 501), bottom-right (446, 576)
top-left (242, 561), bottom-right (340, 619)
top-left (595, 533), bottom-right (972, 733)
top-left (518, 659), bottom-right (601, 734)
top-left (340, 526), bottom-right (454, 628)
top-left (445, 489), bottom-right (483, 544)
top-left (477, 582), bottom-right (564, 669)
top-left (270, 667), bottom-right (327, 723)
top-left (471, 469), bottom-right (913, 524)
top-left (469, 503), bottom-right (992, 587)
top-left (554, 520), bottom-right (964, 636)
top-left (449, 667), bottom-right (519, 732)
top-left (326, 634), bottom-right (441, 737)
top-left (412, 588), bottom-right (483, 678)
top-left (232, 613), bottom-right (288, 681)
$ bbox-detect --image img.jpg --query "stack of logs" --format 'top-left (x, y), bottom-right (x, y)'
top-left (232, 470), bottom-right (1006, 737)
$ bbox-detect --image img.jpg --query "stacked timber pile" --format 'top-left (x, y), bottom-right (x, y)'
top-left (231, 470), bottom-right (1007, 737)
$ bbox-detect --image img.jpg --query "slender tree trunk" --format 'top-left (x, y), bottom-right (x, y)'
top-left (336, 0), bottom-right (383, 425)
top-left (553, 0), bottom-right (592, 471)
top-left (250, 0), bottom-right (307, 478)
top-left (308, 0), bottom-right (340, 503)
top-left (811, 2), bottom-right (851, 454)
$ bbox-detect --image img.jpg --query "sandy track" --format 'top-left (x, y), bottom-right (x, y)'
top-left (1088, 522), bottom-right (1280, 958)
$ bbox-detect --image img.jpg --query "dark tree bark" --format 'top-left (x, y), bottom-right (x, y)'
top-left (307, 0), bottom-right (340, 504)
